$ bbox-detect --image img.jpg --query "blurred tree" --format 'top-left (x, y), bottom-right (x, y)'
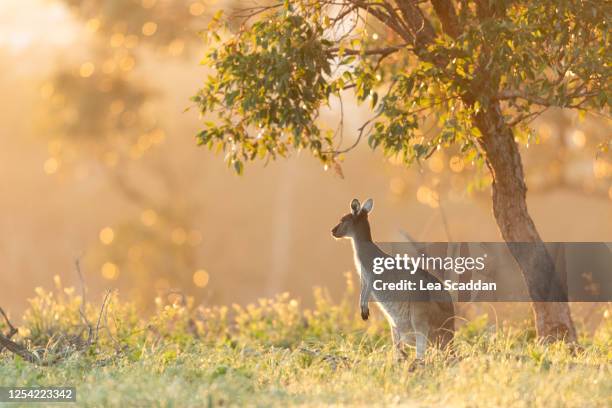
top-left (60, 0), bottom-right (207, 49)
top-left (37, 0), bottom-right (230, 303)
top-left (194, 0), bottom-right (611, 341)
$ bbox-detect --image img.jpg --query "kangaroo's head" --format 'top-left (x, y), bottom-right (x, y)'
top-left (331, 198), bottom-right (374, 241)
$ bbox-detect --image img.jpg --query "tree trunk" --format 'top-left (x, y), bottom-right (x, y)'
top-left (472, 102), bottom-right (577, 343)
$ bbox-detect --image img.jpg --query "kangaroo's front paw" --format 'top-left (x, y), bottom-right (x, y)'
top-left (361, 308), bottom-right (369, 320)
top-left (408, 358), bottom-right (425, 372)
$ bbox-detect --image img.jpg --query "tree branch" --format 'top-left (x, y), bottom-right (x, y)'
top-left (496, 89), bottom-right (600, 108)
top-left (327, 44), bottom-right (411, 56)
top-left (394, 0), bottom-right (437, 47)
top-left (349, 0), bottom-right (414, 43)
top-left (0, 332), bottom-right (46, 365)
top-left (430, 0), bottom-right (461, 38)
top-left (0, 307), bottom-right (18, 353)
top-left (507, 108), bottom-right (549, 127)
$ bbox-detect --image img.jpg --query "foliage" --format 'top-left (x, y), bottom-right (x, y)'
top-left (1, 277), bottom-right (610, 406)
top-left (194, 8), bottom-right (338, 174)
top-left (59, 0), bottom-right (220, 48)
top-left (37, 1), bottom-right (234, 302)
top-left (42, 69), bottom-right (156, 147)
top-left (194, 0), bottom-right (610, 173)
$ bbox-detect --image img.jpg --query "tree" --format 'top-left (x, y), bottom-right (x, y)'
top-left (193, 0), bottom-right (611, 342)
top-left (38, 0), bottom-right (229, 304)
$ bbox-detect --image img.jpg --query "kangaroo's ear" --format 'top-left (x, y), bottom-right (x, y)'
top-left (361, 198), bottom-right (374, 214)
top-left (350, 199), bottom-right (361, 215)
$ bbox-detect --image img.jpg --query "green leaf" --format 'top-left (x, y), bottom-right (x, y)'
top-left (233, 160), bottom-right (244, 175)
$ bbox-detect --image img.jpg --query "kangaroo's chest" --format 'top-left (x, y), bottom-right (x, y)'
top-left (352, 248), bottom-right (406, 327)
top-left (353, 254), bottom-right (365, 277)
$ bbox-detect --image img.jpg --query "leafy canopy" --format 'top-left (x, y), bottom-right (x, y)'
top-left (193, 1), bottom-right (610, 174)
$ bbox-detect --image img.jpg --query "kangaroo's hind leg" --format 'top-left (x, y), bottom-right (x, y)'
top-left (391, 325), bottom-right (408, 362)
top-left (409, 305), bottom-right (430, 360)
top-left (408, 305), bottom-right (430, 371)
top-left (414, 328), bottom-right (429, 360)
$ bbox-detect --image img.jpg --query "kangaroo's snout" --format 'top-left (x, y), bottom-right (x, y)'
top-left (331, 225), bottom-right (340, 237)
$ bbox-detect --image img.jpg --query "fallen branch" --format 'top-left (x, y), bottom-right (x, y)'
top-left (0, 288), bottom-right (113, 366)
top-left (0, 307), bottom-right (18, 345)
top-left (0, 331), bottom-right (48, 365)
top-left (0, 309), bottom-right (49, 365)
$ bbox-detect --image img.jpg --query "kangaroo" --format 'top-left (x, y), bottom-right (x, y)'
top-left (331, 198), bottom-right (454, 364)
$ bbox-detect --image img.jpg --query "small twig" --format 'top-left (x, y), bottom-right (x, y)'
top-left (0, 307), bottom-right (18, 353)
top-left (95, 290), bottom-right (112, 344)
top-left (332, 92), bottom-right (345, 149)
top-left (323, 113), bottom-right (377, 155)
top-left (74, 259), bottom-right (114, 350)
top-left (75, 258), bottom-right (94, 345)
top-left (507, 107), bottom-right (549, 127)
top-left (231, 2), bottom-right (284, 20)
top-left (103, 294), bottom-right (122, 351)
top-left (331, 4), bottom-right (358, 23)
top-left (0, 307), bottom-right (17, 337)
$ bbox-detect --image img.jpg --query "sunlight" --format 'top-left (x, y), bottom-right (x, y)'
top-left (0, 0), bottom-right (78, 54)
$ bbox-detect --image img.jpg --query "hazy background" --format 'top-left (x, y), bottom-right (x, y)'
top-left (0, 0), bottom-right (610, 318)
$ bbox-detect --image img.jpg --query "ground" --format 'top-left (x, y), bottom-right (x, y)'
top-left (0, 279), bottom-right (610, 407)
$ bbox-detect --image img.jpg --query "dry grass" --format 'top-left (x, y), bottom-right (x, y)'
top-left (0, 276), bottom-right (610, 407)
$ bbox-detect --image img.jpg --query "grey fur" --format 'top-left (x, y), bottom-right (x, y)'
top-left (331, 198), bottom-right (454, 362)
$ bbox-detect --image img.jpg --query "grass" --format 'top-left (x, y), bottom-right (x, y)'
top-left (0, 275), bottom-right (610, 407)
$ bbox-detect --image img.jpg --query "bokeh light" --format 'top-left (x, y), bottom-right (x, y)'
top-left (193, 269), bottom-right (209, 288)
top-left (101, 262), bottom-right (119, 280)
top-left (171, 228), bottom-right (187, 245)
top-left (86, 18), bottom-right (100, 33)
top-left (416, 185), bottom-right (439, 208)
top-left (593, 160), bottom-right (611, 179)
top-left (43, 157), bottom-right (60, 174)
top-left (189, 2), bottom-right (205, 16)
top-left (99, 227), bottom-right (115, 245)
top-left (110, 33), bottom-right (125, 47)
top-left (570, 129), bottom-right (586, 149)
top-left (79, 62), bottom-right (95, 78)
top-left (142, 21), bottom-right (157, 36)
